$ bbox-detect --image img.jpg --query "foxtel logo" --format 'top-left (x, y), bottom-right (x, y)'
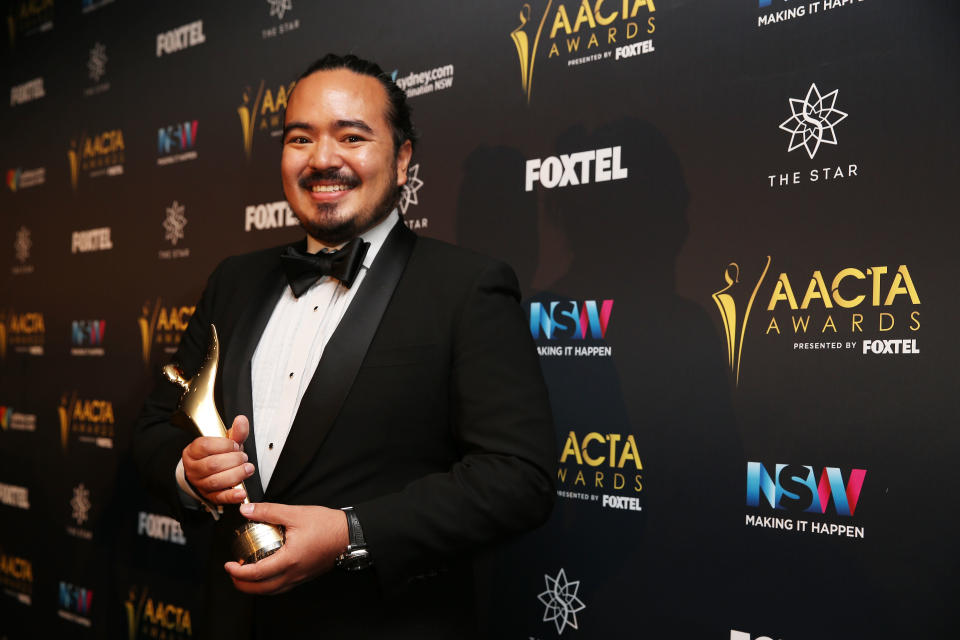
top-left (525, 146), bottom-right (628, 191)
top-left (244, 201), bottom-right (299, 231)
top-left (862, 339), bottom-right (918, 355)
top-left (156, 20), bottom-right (205, 57)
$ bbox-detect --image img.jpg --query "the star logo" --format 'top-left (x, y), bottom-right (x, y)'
top-left (88, 42), bottom-right (108, 83)
top-left (399, 164), bottom-right (423, 214)
top-left (14, 226), bottom-right (31, 263)
top-left (779, 83), bottom-right (848, 159)
top-left (71, 484), bottom-right (91, 526)
top-left (267, 0), bottom-right (292, 20)
top-left (163, 200), bottom-right (187, 246)
top-left (537, 568), bottom-right (586, 635)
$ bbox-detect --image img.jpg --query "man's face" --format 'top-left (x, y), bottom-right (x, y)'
top-left (281, 69), bottom-right (412, 246)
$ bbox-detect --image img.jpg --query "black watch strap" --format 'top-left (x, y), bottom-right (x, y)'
top-left (344, 507), bottom-right (365, 547)
top-left (337, 507), bottom-right (373, 571)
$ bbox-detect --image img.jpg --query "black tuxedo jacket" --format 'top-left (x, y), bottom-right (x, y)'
top-left (135, 221), bottom-right (555, 639)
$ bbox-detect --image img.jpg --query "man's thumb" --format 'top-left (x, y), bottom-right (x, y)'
top-left (227, 415), bottom-right (250, 447)
top-left (239, 501), bottom-right (290, 526)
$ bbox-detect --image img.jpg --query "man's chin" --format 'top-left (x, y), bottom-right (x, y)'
top-left (298, 218), bottom-right (357, 247)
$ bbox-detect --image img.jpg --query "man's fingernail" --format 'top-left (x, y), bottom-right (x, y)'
top-left (243, 463), bottom-right (255, 475)
top-left (241, 453), bottom-right (248, 462)
top-left (240, 503), bottom-right (254, 516)
top-left (234, 489), bottom-right (246, 500)
top-left (234, 442), bottom-right (240, 451)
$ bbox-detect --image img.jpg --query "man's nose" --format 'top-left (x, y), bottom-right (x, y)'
top-left (308, 136), bottom-right (342, 169)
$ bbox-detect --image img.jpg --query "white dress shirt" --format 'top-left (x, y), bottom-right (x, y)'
top-left (176, 210), bottom-right (399, 508)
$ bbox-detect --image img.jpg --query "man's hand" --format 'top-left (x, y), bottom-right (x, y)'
top-left (223, 503), bottom-right (349, 595)
top-left (182, 415), bottom-right (254, 504)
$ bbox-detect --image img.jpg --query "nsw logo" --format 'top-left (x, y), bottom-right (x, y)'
top-left (157, 121), bottom-right (198, 165)
top-left (746, 461), bottom-right (865, 517)
top-left (531, 299), bottom-right (613, 358)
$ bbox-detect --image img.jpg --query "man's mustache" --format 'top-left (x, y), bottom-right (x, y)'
top-left (299, 169), bottom-right (361, 189)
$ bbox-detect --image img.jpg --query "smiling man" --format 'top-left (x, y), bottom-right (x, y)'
top-left (135, 54), bottom-right (555, 639)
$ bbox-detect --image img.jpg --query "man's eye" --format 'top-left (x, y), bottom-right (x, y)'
top-left (287, 136), bottom-right (309, 144)
top-left (344, 135), bottom-right (364, 143)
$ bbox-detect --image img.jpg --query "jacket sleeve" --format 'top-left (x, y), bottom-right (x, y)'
top-left (354, 260), bottom-right (556, 591)
top-left (133, 258), bottom-right (232, 522)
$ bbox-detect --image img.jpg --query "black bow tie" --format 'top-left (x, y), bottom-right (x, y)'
top-left (280, 238), bottom-right (370, 297)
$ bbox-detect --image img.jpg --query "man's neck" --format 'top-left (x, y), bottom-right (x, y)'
top-left (306, 236), bottom-right (346, 254)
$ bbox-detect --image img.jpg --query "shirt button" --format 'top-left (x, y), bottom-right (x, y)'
top-left (313, 305), bottom-right (319, 311)
top-left (268, 443), bottom-right (274, 450)
top-left (289, 372), bottom-right (294, 378)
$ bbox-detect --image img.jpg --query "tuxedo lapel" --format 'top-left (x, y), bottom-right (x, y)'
top-left (265, 222), bottom-right (417, 500)
top-left (221, 246), bottom-right (297, 503)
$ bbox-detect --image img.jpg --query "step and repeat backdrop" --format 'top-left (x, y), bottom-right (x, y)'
top-left (1, 0), bottom-right (957, 638)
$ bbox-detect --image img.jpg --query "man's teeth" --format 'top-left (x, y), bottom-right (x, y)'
top-left (311, 184), bottom-right (351, 193)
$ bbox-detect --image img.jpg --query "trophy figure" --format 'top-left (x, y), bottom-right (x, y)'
top-left (163, 324), bottom-right (285, 564)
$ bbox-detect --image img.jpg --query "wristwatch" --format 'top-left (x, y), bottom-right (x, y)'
top-left (336, 507), bottom-right (373, 571)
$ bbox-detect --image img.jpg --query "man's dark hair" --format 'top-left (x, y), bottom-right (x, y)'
top-left (296, 53), bottom-right (419, 154)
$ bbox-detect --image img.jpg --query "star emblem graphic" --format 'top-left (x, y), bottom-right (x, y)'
top-left (71, 484), bottom-right (91, 526)
top-left (163, 200), bottom-right (188, 246)
top-left (14, 226), bottom-right (31, 263)
top-left (399, 164), bottom-right (423, 214)
top-left (779, 83), bottom-right (848, 159)
top-left (267, 0), bottom-right (293, 20)
top-left (88, 42), bottom-right (108, 83)
top-left (537, 569), bottom-right (586, 634)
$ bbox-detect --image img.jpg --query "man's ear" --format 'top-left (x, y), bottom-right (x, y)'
top-left (395, 139), bottom-right (413, 186)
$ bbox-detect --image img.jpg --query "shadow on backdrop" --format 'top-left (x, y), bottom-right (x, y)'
top-left (473, 117), bottom-right (744, 637)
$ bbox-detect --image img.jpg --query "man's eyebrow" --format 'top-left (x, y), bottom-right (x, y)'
top-left (282, 121), bottom-right (314, 137)
top-left (335, 119), bottom-right (374, 134)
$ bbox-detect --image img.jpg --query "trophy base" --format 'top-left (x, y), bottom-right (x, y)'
top-left (232, 521), bottom-right (285, 565)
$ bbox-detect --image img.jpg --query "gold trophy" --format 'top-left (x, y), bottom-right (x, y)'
top-left (163, 324), bottom-right (285, 564)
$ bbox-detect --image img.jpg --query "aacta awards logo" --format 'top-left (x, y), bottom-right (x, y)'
top-left (139, 298), bottom-right (195, 364)
top-left (712, 258), bottom-right (921, 385)
top-left (125, 585), bottom-right (193, 640)
top-left (58, 581), bottom-right (93, 627)
top-left (557, 430), bottom-right (643, 512)
top-left (0, 547), bottom-right (33, 605)
top-left (237, 78), bottom-right (295, 160)
top-left (58, 392), bottom-right (116, 450)
top-left (530, 299), bottom-right (614, 358)
top-left (745, 461), bottom-right (867, 540)
top-left (68, 129), bottom-right (125, 189)
top-left (6, 0), bottom-right (54, 47)
top-left (0, 309), bottom-right (45, 357)
top-left (511, 0), bottom-right (656, 103)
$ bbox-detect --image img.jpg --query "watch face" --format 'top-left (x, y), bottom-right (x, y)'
top-left (340, 549), bottom-right (373, 571)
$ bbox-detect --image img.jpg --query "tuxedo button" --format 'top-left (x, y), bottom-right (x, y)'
top-left (288, 372), bottom-right (294, 378)
top-left (268, 443), bottom-right (274, 450)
